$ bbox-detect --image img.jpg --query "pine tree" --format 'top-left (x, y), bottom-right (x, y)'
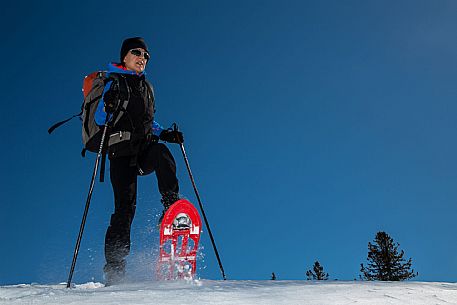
top-left (306, 261), bottom-right (329, 280)
top-left (360, 231), bottom-right (418, 281)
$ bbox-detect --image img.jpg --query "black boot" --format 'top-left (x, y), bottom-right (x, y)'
top-left (104, 260), bottom-right (126, 286)
top-left (158, 192), bottom-right (180, 226)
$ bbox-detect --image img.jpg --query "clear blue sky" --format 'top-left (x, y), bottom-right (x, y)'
top-left (1, 0), bottom-right (457, 284)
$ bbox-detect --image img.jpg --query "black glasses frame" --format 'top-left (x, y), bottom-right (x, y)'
top-left (130, 49), bottom-right (150, 60)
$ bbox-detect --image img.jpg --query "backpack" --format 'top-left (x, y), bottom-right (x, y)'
top-left (81, 71), bottom-right (127, 154)
top-left (48, 71), bottom-right (128, 154)
top-left (48, 71), bottom-right (129, 181)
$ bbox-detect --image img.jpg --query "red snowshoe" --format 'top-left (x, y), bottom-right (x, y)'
top-left (156, 199), bottom-right (202, 280)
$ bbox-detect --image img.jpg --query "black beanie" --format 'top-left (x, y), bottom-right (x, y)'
top-left (120, 37), bottom-right (149, 62)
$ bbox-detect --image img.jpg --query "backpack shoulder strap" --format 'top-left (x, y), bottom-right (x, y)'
top-left (110, 73), bottom-right (131, 127)
top-left (48, 111), bottom-right (82, 134)
top-left (145, 79), bottom-right (155, 99)
top-left (145, 79), bottom-right (156, 114)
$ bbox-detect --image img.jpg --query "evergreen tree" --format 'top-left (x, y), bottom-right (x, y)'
top-left (306, 261), bottom-right (329, 280)
top-left (360, 231), bottom-right (418, 281)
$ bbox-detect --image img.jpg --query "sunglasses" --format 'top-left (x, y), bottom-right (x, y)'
top-left (129, 49), bottom-right (150, 60)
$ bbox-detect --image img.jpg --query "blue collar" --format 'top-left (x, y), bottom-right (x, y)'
top-left (107, 62), bottom-right (146, 76)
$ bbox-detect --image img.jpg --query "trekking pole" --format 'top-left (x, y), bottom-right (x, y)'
top-left (173, 124), bottom-right (227, 280)
top-left (66, 120), bottom-right (110, 288)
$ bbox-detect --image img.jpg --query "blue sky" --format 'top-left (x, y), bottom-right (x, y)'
top-left (1, 0), bottom-right (457, 284)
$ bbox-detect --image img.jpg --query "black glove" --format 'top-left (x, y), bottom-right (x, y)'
top-left (103, 82), bottom-right (119, 114)
top-left (159, 129), bottom-right (184, 144)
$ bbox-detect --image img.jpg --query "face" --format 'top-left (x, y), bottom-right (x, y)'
top-left (123, 48), bottom-right (149, 73)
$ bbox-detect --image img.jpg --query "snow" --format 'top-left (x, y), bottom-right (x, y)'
top-left (1, 280), bottom-right (457, 305)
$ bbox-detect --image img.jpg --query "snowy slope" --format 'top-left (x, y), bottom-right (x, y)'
top-left (1, 280), bottom-right (457, 305)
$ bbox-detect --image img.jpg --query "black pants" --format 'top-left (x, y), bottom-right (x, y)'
top-left (104, 142), bottom-right (179, 267)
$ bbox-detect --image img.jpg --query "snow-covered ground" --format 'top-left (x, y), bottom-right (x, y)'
top-left (1, 280), bottom-right (456, 305)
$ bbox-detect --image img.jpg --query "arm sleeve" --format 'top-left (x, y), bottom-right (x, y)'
top-left (152, 121), bottom-right (164, 136)
top-left (94, 80), bottom-right (113, 126)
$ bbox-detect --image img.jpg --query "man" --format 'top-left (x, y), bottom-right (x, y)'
top-left (97, 37), bottom-right (183, 285)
